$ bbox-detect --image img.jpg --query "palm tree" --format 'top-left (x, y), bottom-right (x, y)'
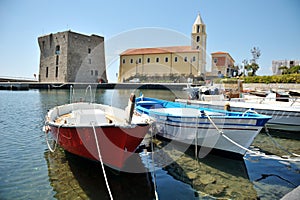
top-left (278, 65), bottom-right (288, 74)
top-left (288, 65), bottom-right (300, 74)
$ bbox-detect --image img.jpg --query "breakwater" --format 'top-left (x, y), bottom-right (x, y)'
top-left (0, 82), bottom-right (188, 90)
top-left (1, 82), bottom-right (299, 91)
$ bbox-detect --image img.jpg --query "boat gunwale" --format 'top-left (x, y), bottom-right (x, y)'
top-left (135, 97), bottom-right (272, 120)
top-left (46, 102), bottom-right (149, 128)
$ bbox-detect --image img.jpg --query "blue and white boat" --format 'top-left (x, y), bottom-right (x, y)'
top-left (135, 96), bottom-right (272, 157)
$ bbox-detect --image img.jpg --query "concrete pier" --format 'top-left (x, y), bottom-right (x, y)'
top-left (0, 82), bottom-right (188, 90)
top-left (1, 82), bottom-right (299, 91)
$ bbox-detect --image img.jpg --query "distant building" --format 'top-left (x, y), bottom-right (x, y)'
top-left (38, 30), bottom-right (107, 83)
top-left (208, 51), bottom-right (235, 78)
top-left (272, 60), bottom-right (300, 75)
top-left (118, 13), bottom-right (207, 82)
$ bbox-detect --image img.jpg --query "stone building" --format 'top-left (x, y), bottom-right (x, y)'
top-left (118, 13), bottom-right (207, 82)
top-left (38, 30), bottom-right (107, 83)
top-left (210, 51), bottom-right (235, 78)
top-left (272, 60), bottom-right (300, 75)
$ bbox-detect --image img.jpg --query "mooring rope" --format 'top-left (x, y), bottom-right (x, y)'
top-left (204, 112), bottom-right (300, 162)
top-left (194, 114), bottom-right (199, 161)
top-left (45, 124), bottom-right (61, 152)
top-left (51, 83), bottom-right (65, 88)
top-left (91, 123), bottom-right (113, 200)
top-left (264, 126), bottom-right (300, 157)
top-left (150, 130), bottom-right (159, 200)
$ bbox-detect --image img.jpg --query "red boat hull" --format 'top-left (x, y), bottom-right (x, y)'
top-left (48, 124), bottom-right (149, 170)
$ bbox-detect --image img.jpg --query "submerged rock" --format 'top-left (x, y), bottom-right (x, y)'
top-left (204, 184), bottom-right (226, 196)
top-left (200, 174), bottom-right (216, 185)
top-left (186, 171), bottom-right (198, 179)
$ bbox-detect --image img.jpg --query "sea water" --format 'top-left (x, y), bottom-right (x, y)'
top-left (0, 89), bottom-right (299, 199)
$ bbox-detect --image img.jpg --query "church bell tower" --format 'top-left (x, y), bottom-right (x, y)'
top-left (191, 13), bottom-right (207, 76)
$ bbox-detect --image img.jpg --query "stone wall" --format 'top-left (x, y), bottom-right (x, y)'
top-left (38, 31), bottom-right (107, 83)
top-left (243, 83), bottom-right (300, 91)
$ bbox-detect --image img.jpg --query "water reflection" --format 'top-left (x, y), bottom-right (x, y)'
top-left (45, 148), bottom-right (155, 200)
top-left (149, 138), bottom-right (257, 199)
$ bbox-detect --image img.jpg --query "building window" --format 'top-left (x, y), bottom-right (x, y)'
top-left (174, 57), bottom-right (178, 62)
top-left (193, 56), bottom-right (196, 62)
top-left (147, 58), bottom-right (150, 63)
top-left (88, 48), bottom-right (91, 54)
top-left (196, 36), bottom-right (200, 42)
top-left (55, 67), bottom-right (58, 77)
top-left (156, 58), bottom-right (159, 62)
top-left (46, 67), bottom-right (48, 78)
top-left (42, 41), bottom-right (45, 50)
top-left (95, 70), bottom-right (98, 76)
top-left (213, 58), bottom-right (218, 64)
top-left (55, 45), bottom-right (60, 55)
top-left (91, 70), bottom-right (93, 76)
top-left (197, 25), bottom-right (200, 33)
top-left (138, 58), bottom-right (142, 63)
top-left (184, 57), bottom-right (187, 62)
top-left (196, 46), bottom-right (199, 49)
top-left (88, 58), bottom-right (91, 64)
top-left (122, 59), bottom-right (125, 64)
top-left (130, 59), bottom-right (133, 64)
top-left (56, 55), bottom-right (59, 65)
top-left (165, 57), bottom-right (168, 62)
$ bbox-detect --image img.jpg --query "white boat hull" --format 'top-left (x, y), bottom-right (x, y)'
top-left (176, 99), bottom-right (300, 132)
top-left (152, 115), bottom-right (262, 156)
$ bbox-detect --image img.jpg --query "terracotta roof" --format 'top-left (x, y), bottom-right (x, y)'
top-left (120, 46), bottom-right (199, 55)
top-left (211, 51), bottom-right (235, 62)
top-left (211, 51), bottom-right (228, 55)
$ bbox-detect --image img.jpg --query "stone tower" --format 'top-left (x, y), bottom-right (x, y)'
top-left (38, 30), bottom-right (107, 83)
top-left (191, 13), bottom-right (207, 76)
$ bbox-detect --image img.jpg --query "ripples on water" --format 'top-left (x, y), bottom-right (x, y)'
top-left (0, 89), bottom-right (299, 199)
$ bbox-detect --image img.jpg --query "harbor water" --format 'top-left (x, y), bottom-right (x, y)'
top-left (0, 89), bottom-right (299, 199)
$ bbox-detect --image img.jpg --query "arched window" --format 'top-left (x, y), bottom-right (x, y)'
top-left (196, 36), bottom-right (200, 42)
top-left (55, 45), bottom-right (60, 55)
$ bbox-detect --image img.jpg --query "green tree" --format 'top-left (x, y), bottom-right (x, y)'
top-left (288, 65), bottom-right (300, 74)
top-left (244, 63), bottom-right (259, 76)
top-left (278, 65), bottom-right (288, 74)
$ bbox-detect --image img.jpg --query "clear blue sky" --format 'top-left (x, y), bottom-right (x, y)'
top-left (1, 0), bottom-right (299, 82)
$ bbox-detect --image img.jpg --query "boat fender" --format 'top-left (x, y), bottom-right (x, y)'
top-left (43, 125), bottom-right (50, 133)
top-left (224, 103), bottom-right (231, 111)
top-left (126, 93), bottom-right (136, 124)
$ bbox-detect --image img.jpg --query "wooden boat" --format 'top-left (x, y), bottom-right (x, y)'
top-left (43, 94), bottom-right (150, 171)
top-left (135, 96), bottom-right (271, 158)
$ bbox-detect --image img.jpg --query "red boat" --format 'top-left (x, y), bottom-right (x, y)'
top-left (43, 95), bottom-right (150, 171)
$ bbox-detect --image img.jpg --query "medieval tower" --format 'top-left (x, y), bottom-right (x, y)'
top-left (38, 30), bottom-right (107, 83)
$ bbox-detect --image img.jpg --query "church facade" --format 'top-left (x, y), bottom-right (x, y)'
top-left (118, 14), bottom-right (207, 82)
